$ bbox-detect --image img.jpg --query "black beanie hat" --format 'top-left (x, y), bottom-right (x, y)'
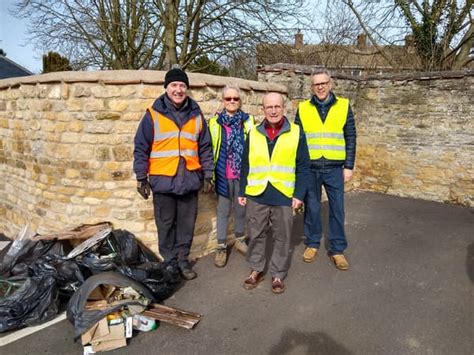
top-left (164, 68), bottom-right (189, 88)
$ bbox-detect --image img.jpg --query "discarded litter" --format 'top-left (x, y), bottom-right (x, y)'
top-left (132, 314), bottom-right (157, 332)
top-left (0, 222), bottom-right (200, 352)
top-left (0, 274), bottom-right (58, 332)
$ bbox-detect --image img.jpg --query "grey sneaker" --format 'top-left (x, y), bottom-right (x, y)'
top-left (234, 237), bottom-right (248, 255)
top-left (214, 246), bottom-right (227, 268)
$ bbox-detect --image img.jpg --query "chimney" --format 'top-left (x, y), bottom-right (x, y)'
top-left (295, 30), bottom-right (303, 50)
top-left (356, 33), bottom-right (367, 50)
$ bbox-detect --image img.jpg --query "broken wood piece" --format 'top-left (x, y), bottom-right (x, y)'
top-left (149, 303), bottom-right (202, 319)
top-left (142, 304), bottom-right (201, 329)
top-left (142, 311), bottom-right (198, 329)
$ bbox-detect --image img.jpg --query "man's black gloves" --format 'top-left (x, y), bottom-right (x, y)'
top-left (137, 178), bottom-right (151, 200)
top-left (201, 178), bottom-right (214, 194)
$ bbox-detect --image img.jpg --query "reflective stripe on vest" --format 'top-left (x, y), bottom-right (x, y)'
top-left (245, 122), bottom-right (299, 198)
top-left (148, 108), bottom-right (202, 176)
top-left (298, 97), bottom-right (348, 160)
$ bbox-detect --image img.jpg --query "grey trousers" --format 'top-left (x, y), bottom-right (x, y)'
top-left (216, 179), bottom-right (246, 244)
top-left (246, 199), bottom-right (293, 279)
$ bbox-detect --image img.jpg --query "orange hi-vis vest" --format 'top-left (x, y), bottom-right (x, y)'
top-left (148, 107), bottom-right (202, 176)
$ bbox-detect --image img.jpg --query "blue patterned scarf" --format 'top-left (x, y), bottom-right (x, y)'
top-left (217, 110), bottom-right (246, 177)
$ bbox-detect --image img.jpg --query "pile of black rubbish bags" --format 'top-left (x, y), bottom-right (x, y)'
top-left (0, 223), bottom-right (180, 337)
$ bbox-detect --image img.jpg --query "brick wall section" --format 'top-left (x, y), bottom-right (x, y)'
top-left (259, 65), bottom-right (474, 206)
top-left (0, 70), bottom-right (287, 257)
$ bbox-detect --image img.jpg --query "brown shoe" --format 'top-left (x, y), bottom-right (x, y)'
top-left (233, 237), bottom-right (248, 255)
top-left (214, 246), bottom-right (227, 268)
top-left (271, 277), bottom-right (285, 294)
top-left (330, 254), bottom-right (349, 270)
top-left (303, 247), bottom-right (318, 263)
top-left (243, 270), bottom-right (264, 290)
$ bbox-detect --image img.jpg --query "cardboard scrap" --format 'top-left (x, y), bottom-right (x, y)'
top-left (91, 338), bottom-right (127, 353)
top-left (93, 323), bottom-right (124, 343)
top-left (81, 318), bottom-right (109, 346)
top-left (87, 286), bottom-right (105, 301)
top-left (81, 318), bottom-right (127, 352)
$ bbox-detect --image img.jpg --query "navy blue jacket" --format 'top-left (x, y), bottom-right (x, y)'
top-left (133, 94), bottom-right (214, 195)
top-left (212, 111), bottom-right (251, 198)
top-left (295, 92), bottom-right (357, 170)
top-left (239, 117), bottom-right (311, 207)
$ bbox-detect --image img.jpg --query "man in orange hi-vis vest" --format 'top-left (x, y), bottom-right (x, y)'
top-left (133, 66), bottom-right (214, 281)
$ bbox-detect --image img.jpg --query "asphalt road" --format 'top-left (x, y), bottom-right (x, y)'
top-left (2, 192), bottom-right (473, 355)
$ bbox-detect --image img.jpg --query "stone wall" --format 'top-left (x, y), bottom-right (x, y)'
top-left (259, 64), bottom-right (474, 206)
top-left (0, 70), bottom-right (287, 256)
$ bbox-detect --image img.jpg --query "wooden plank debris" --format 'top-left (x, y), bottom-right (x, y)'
top-left (142, 304), bottom-right (201, 329)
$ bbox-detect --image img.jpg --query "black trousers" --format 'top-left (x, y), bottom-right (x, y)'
top-left (153, 191), bottom-right (198, 268)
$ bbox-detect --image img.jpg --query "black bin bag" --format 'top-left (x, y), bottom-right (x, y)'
top-left (66, 272), bottom-right (154, 340)
top-left (0, 274), bottom-right (59, 332)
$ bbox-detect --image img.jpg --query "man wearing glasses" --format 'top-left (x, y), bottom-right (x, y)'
top-left (295, 69), bottom-right (357, 270)
top-left (239, 93), bottom-right (310, 294)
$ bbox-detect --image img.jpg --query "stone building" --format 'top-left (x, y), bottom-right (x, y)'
top-left (257, 33), bottom-right (421, 75)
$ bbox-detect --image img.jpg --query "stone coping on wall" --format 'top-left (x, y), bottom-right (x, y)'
top-left (0, 70), bottom-right (287, 93)
top-left (257, 63), bottom-right (474, 81)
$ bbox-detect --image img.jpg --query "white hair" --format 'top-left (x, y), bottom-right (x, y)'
top-left (222, 85), bottom-right (241, 99)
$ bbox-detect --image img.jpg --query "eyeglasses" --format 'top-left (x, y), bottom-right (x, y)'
top-left (224, 97), bottom-right (240, 102)
top-left (312, 81), bottom-right (330, 88)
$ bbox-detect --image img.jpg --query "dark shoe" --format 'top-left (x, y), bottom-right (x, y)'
top-left (179, 265), bottom-right (197, 280)
top-left (214, 245), bottom-right (227, 268)
top-left (271, 277), bottom-right (285, 294)
top-left (243, 270), bottom-right (264, 290)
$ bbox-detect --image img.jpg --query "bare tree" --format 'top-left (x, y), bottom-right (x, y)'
top-left (339, 0), bottom-right (473, 71)
top-left (12, 0), bottom-right (162, 69)
top-left (12, 0), bottom-right (310, 71)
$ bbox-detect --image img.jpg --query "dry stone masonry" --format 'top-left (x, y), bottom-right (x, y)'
top-left (259, 64), bottom-right (473, 207)
top-left (0, 70), bottom-right (287, 256)
top-left (1, 67), bottom-right (472, 258)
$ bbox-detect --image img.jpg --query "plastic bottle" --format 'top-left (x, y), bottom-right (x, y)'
top-left (132, 314), bottom-right (157, 332)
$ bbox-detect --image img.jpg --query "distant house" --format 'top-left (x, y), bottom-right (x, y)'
top-left (0, 54), bottom-right (33, 79)
top-left (257, 33), bottom-right (422, 75)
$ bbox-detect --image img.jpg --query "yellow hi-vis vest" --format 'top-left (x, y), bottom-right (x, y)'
top-left (148, 107), bottom-right (202, 176)
top-left (298, 97), bottom-right (349, 160)
top-left (208, 115), bottom-right (255, 168)
top-left (246, 122), bottom-right (300, 198)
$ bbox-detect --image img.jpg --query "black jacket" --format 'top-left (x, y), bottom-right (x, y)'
top-left (133, 94), bottom-right (214, 195)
